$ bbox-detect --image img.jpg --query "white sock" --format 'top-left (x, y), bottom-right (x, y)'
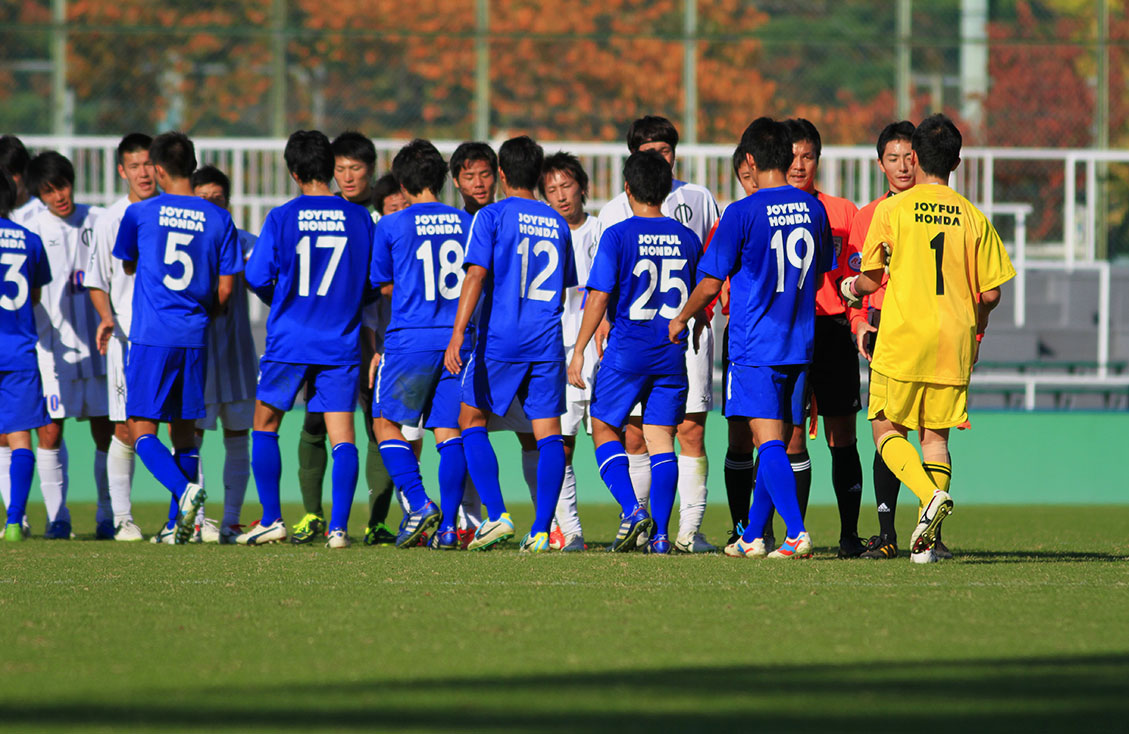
top-left (397, 489), bottom-right (410, 516)
top-left (37, 446), bottom-right (66, 524)
top-left (0, 446), bottom-right (11, 510)
top-left (94, 449), bottom-right (112, 524)
top-left (677, 454), bottom-right (709, 538)
top-left (107, 436), bottom-right (135, 523)
top-left (458, 478), bottom-right (482, 530)
top-left (555, 463), bottom-right (583, 538)
top-left (627, 452), bottom-right (652, 508)
top-left (521, 449), bottom-right (538, 503)
top-left (222, 434), bottom-right (250, 527)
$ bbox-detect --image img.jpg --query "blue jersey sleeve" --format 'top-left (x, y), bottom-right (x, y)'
top-left (586, 227), bottom-right (620, 293)
top-left (369, 218), bottom-right (394, 287)
top-left (698, 207), bottom-right (741, 281)
top-left (464, 207), bottom-right (495, 271)
top-left (29, 233), bottom-right (51, 288)
top-left (244, 210), bottom-right (279, 303)
top-left (561, 227), bottom-right (578, 288)
top-left (112, 206), bottom-right (139, 263)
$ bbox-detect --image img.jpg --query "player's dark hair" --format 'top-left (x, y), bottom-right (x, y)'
top-left (284, 130), bottom-right (334, 184)
top-left (116, 133), bottom-right (152, 165)
top-left (26, 151), bottom-right (75, 195)
top-left (784, 118), bottom-right (821, 160)
top-left (392, 139), bottom-right (447, 197)
top-left (0, 169), bottom-right (16, 219)
top-left (912, 114), bottom-right (962, 178)
top-left (538, 151), bottom-right (588, 203)
top-left (331, 131), bottom-right (376, 171)
top-left (190, 165), bottom-right (231, 204)
top-left (623, 150), bottom-right (673, 207)
top-left (739, 117), bottom-right (793, 174)
top-left (372, 173), bottom-right (401, 215)
top-left (731, 145), bottom-right (747, 176)
top-left (876, 121), bottom-right (915, 159)
top-left (149, 131), bottom-right (197, 179)
top-left (627, 115), bottom-right (679, 154)
top-left (450, 141), bottom-right (498, 178)
top-left (498, 136), bottom-right (544, 192)
top-left (0, 136), bottom-right (31, 180)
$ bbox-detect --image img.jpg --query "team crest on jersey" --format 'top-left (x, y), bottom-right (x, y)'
top-left (81, 228), bottom-right (94, 246)
top-left (833, 235), bottom-right (843, 257)
top-left (673, 202), bottom-right (693, 225)
top-left (848, 252), bottom-right (862, 272)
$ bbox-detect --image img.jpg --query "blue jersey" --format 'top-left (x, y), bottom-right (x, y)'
top-left (0, 218), bottom-right (52, 371)
top-left (700, 185), bottom-right (833, 366)
top-left (588, 216), bottom-right (700, 375)
top-left (113, 194), bottom-right (242, 349)
top-left (464, 197), bottom-right (576, 363)
top-left (245, 195), bottom-right (374, 366)
top-left (369, 202), bottom-right (472, 352)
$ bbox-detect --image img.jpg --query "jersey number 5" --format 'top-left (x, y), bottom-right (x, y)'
top-left (163, 232), bottom-right (195, 292)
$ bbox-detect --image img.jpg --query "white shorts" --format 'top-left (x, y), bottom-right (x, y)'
top-left (562, 397), bottom-right (591, 437)
top-left (402, 423), bottom-right (424, 442)
top-left (629, 322), bottom-right (714, 418)
top-left (40, 359), bottom-right (109, 421)
top-left (106, 337), bottom-right (128, 422)
top-left (488, 398), bottom-right (533, 434)
top-left (197, 399), bottom-right (255, 432)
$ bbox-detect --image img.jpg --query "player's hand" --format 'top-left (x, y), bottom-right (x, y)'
top-left (444, 334), bottom-right (465, 375)
top-left (594, 318), bottom-right (611, 359)
top-left (840, 276), bottom-right (863, 309)
top-left (691, 316), bottom-right (707, 353)
top-left (854, 320), bottom-right (877, 361)
top-left (668, 316), bottom-right (689, 345)
top-left (95, 318), bottom-right (115, 356)
top-left (368, 351), bottom-right (382, 389)
top-left (567, 352), bottom-right (586, 390)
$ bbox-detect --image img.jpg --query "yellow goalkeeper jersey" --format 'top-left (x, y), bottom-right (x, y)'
top-left (862, 184), bottom-right (1015, 386)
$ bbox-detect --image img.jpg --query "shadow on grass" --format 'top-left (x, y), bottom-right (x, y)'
top-left (6, 654), bottom-right (1128, 732)
top-left (947, 550), bottom-right (1127, 564)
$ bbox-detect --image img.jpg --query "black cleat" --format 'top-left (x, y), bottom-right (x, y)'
top-left (837, 534), bottom-right (869, 559)
top-left (933, 537), bottom-right (953, 559)
top-left (860, 534), bottom-right (898, 559)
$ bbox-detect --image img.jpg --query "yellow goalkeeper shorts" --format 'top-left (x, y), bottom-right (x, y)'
top-left (867, 372), bottom-right (968, 431)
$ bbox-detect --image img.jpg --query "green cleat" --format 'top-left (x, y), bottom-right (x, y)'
top-left (363, 523), bottom-right (396, 546)
top-left (3, 523), bottom-right (24, 543)
top-left (290, 513), bottom-right (327, 545)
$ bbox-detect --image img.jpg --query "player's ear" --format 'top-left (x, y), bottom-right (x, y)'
top-left (624, 182), bottom-right (633, 202)
top-left (951, 156), bottom-right (961, 173)
top-left (289, 171), bottom-right (301, 186)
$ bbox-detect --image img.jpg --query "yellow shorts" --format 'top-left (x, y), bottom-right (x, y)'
top-left (867, 372), bottom-right (968, 431)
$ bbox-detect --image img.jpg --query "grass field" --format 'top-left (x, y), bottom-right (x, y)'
top-left (2, 503), bottom-right (1128, 733)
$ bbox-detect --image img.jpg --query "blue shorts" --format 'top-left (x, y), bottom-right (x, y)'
top-left (461, 353), bottom-right (565, 421)
top-left (0, 369), bottom-right (50, 433)
top-left (125, 344), bottom-right (206, 422)
top-left (724, 363), bottom-right (807, 424)
top-left (590, 363), bottom-right (687, 428)
top-left (257, 360), bottom-right (358, 413)
top-left (374, 348), bottom-right (466, 430)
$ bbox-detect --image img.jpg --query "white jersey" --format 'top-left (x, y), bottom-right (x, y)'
top-left (85, 196), bottom-right (137, 339)
top-left (563, 215), bottom-right (600, 395)
top-left (204, 229), bottom-right (258, 405)
top-left (11, 196), bottom-right (47, 227)
top-left (28, 204), bottom-right (107, 381)
top-left (596, 179), bottom-right (720, 246)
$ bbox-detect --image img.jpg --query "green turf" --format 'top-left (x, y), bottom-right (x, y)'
top-left (2, 504), bottom-right (1128, 732)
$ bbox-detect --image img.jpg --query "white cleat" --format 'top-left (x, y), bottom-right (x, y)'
top-left (114, 519), bottom-right (145, 542)
top-left (326, 530), bottom-right (351, 549)
top-left (911, 549), bottom-right (939, 564)
top-left (910, 490), bottom-right (954, 553)
top-left (724, 536), bottom-right (767, 558)
top-left (193, 518), bottom-right (221, 544)
top-left (150, 523), bottom-right (176, 545)
top-left (175, 484), bottom-right (207, 545)
top-left (676, 532), bottom-right (718, 554)
top-left (236, 519), bottom-right (287, 546)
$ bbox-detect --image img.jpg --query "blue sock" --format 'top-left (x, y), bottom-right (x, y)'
top-left (328, 442), bottom-right (358, 532)
top-left (135, 434), bottom-right (190, 501)
top-left (6, 448), bottom-right (34, 526)
top-left (378, 439), bottom-right (430, 512)
top-left (744, 482), bottom-right (774, 543)
top-left (165, 497), bottom-right (178, 530)
top-left (251, 430), bottom-right (283, 525)
top-left (594, 441), bottom-right (638, 516)
top-left (649, 452), bottom-right (678, 537)
top-left (437, 437), bottom-right (467, 533)
top-left (461, 426), bottom-right (506, 521)
top-left (757, 440), bottom-right (806, 537)
top-left (531, 435), bottom-right (565, 536)
top-left (174, 447), bottom-right (199, 485)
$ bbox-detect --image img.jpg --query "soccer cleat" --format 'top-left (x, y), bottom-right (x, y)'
top-left (559, 534), bottom-right (586, 553)
top-left (150, 523), bottom-right (176, 545)
top-left (933, 538), bottom-right (953, 560)
top-left (726, 522), bottom-right (746, 547)
top-left (837, 534), bottom-right (869, 559)
top-left (194, 518), bottom-right (221, 544)
top-left (911, 548), bottom-right (939, 564)
top-left (432, 528), bottom-right (460, 550)
top-left (675, 532), bottom-right (718, 554)
top-left (548, 526), bottom-right (567, 551)
top-left (0, 519), bottom-right (31, 541)
top-left (611, 506), bottom-right (652, 553)
top-left (290, 513), bottom-right (327, 545)
top-left (44, 520), bottom-right (73, 540)
top-left (457, 528), bottom-right (475, 550)
top-left (174, 484), bottom-right (207, 545)
top-left (236, 519), bottom-right (287, 546)
top-left (219, 524), bottom-right (243, 545)
top-left (860, 535), bottom-right (898, 559)
top-left (648, 534), bottom-right (672, 555)
top-left (467, 513), bottom-right (515, 551)
top-left (396, 501), bottom-right (442, 548)
top-left (768, 531), bottom-right (813, 559)
top-left (519, 532), bottom-right (550, 553)
top-left (3, 523), bottom-right (23, 543)
top-left (362, 523), bottom-right (396, 546)
top-left (724, 536), bottom-right (767, 558)
top-left (114, 519), bottom-right (145, 542)
top-left (95, 519), bottom-right (115, 540)
top-left (763, 534), bottom-right (776, 554)
top-left (910, 491), bottom-right (954, 554)
top-left (326, 530), bottom-right (351, 549)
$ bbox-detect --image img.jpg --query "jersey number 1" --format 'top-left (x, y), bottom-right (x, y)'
top-left (930, 232), bottom-right (945, 296)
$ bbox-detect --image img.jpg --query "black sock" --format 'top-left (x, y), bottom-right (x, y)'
top-left (873, 450), bottom-right (900, 542)
top-left (830, 442), bottom-right (863, 541)
top-left (788, 451), bottom-right (812, 520)
top-left (724, 450), bottom-right (755, 530)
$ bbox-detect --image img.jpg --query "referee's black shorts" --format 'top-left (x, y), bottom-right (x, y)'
top-left (809, 314), bottom-right (861, 417)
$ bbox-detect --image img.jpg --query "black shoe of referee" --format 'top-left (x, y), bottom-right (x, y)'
top-left (837, 534), bottom-right (869, 559)
top-left (860, 534), bottom-right (898, 559)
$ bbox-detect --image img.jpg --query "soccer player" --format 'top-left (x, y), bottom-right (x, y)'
top-left (112, 131), bottom-right (242, 545)
top-left (189, 165), bottom-right (258, 544)
top-left (841, 113), bottom-right (1015, 563)
top-left (569, 150), bottom-right (700, 553)
top-left (0, 170), bottom-right (53, 543)
top-left (781, 118), bottom-right (868, 558)
top-left (24, 151), bottom-right (110, 539)
top-left (372, 173), bottom-right (407, 217)
top-left (369, 139), bottom-right (470, 548)
top-left (86, 133), bottom-right (157, 541)
top-left (671, 117), bottom-right (833, 560)
top-left (596, 115), bottom-right (720, 554)
top-left (450, 142), bottom-right (497, 216)
top-left (444, 135), bottom-right (576, 553)
top-left (0, 136), bottom-right (47, 226)
top-left (240, 130), bottom-right (374, 548)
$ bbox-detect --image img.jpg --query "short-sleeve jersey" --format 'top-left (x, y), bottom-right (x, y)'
top-left (113, 193), bottom-right (243, 349)
top-left (862, 184), bottom-right (1015, 386)
top-left (11, 197), bottom-right (46, 228)
top-left (699, 184), bottom-right (834, 367)
top-left (812, 192), bottom-right (859, 317)
top-left (561, 214), bottom-right (599, 351)
top-left (464, 197), bottom-right (577, 363)
top-left (204, 229), bottom-right (258, 405)
top-left (28, 204), bottom-right (107, 379)
top-left (844, 192), bottom-right (894, 330)
top-left (86, 196), bottom-right (137, 340)
top-left (369, 202), bottom-right (473, 353)
top-left (587, 216), bottom-right (700, 375)
top-left (0, 218), bottom-right (52, 371)
top-left (597, 180), bottom-right (720, 246)
top-left (244, 195), bottom-right (374, 365)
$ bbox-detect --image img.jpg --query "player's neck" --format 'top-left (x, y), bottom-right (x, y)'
top-left (405, 191), bottom-right (440, 206)
top-left (916, 170), bottom-right (949, 187)
top-left (628, 200), bottom-right (663, 218)
top-left (127, 189), bottom-right (156, 204)
top-left (756, 170), bottom-right (788, 188)
top-left (503, 187), bottom-right (536, 200)
top-left (299, 181), bottom-right (334, 197)
top-left (566, 212), bottom-right (588, 230)
top-left (162, 179), bottom-right (193, 196)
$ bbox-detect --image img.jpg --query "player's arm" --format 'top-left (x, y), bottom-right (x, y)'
top-left (444, 264), bottom-right (486, 375)
top-left (214, 274), bottom-right (235, 316)
top-left (87, 288), bottom-right (115, 355)
top-left (568, 289), bottom-right (609, 390)
top-left (31, 288), bottom-right (42, 308)
top-left (669, 276), bottom-right (722, 345)
top-left (365, 326), bottom-right (381, 388)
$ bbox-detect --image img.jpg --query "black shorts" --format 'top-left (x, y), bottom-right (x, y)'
top-left (809, 315), bottom-right (861, 417)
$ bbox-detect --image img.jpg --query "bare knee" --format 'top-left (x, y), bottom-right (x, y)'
top-left (676, 413), bottom-right (706, 457)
